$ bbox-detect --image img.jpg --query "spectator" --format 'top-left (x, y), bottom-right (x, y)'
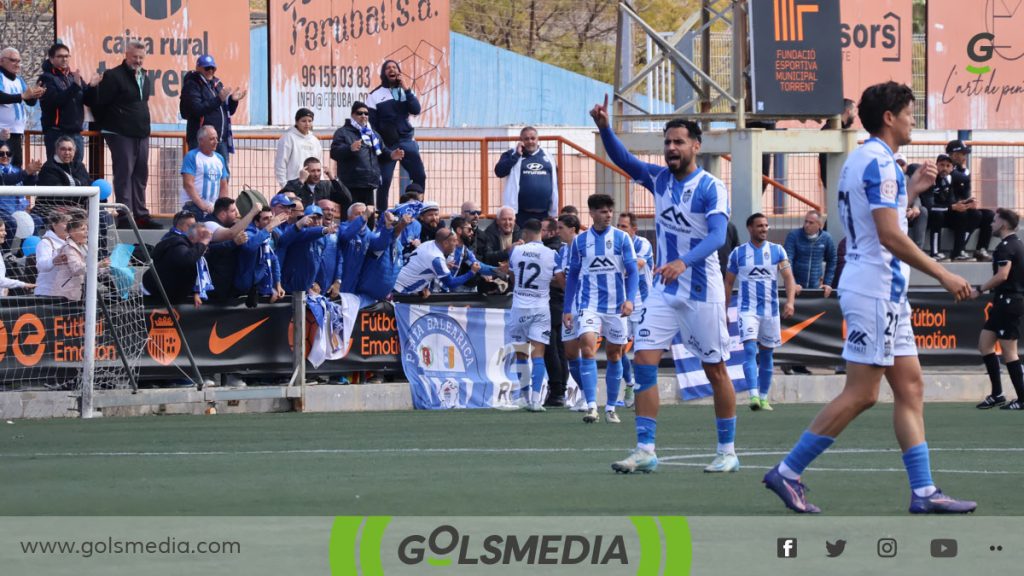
top-left (234, 206), bottom-right (287, 305)
top-left (180, 126), bottom-right (229, 220)
top-left (897, 155), bottom-right (928, 250)
top-left (495, 126), bottom-right (559, 227)
top-left (818, 98), bottom-right (856, 188)
top-left (0, 47), bottom-right (45, 167)
top-left (142, 211), bottom-right (213, 305)
top-left (354, 209), bottom-right (412, 305)
top-left (38, 42), bottom-right (97, 163)
top-left (478, 206), bottom-right (522, 268)
top-left (281, 156), bottom-right (352, 213)
top-left (944, 141), bottom-right (994, 261)
top-left (401, 182), bottom-right (424, 203)
top-left (368, 59), bottom-right (425, 210)
top-left (33, 211), bottom-right (70, 297)
top-left (460, 200), bottom-right (482, 243)
top-left (180, 54), bottom-right (245, 164)
top-left (330, 101), bottom-right (403, 209)
top-left (277, 205), bottom-right (335, 293)
top-left (717, 220), bottom-right (740, 277)
top-left (274, 108), bottom-right (321, 188)
top-left (313, 199), bottom-right (344, 298)
top-left (0, 141), bottom-right (41, 250)
top-left (90, 41), bottom-right (160, 229)
top-left (0, 220), bottom-right (34, 294)
top-left (394, 227), bottom-right (479, 297)
top-left (316, 198), bottom-right (340, 226)
top-left (417, 201), bottom-right (441, 243)
top-left (50, 217), bottom-right (91, 301)
top-left (560, 205), bottom-right (579, 216)
top-left (269, 192), bottom-right (296, 223)
top-left (35, 135), bottom-right (91, 216)
top-left (784, 209), bottom-right (836, 297)
top-left (337, 203), bottom-right (391, 294)
top-left (201, 197), bottom-right (259, 303)
top-left (447, 215), bottom-right (498, 293)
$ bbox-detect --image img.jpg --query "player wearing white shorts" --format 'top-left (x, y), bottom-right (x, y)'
top-left (562, 193), bottom-right (638, 424)
top-left (616, 212), bottom-right (654, 409)
top-left (725, 213), bottom-right (796, 411)
top-left (590, 96), bottom-right (737, 475)
top-left (764, 82), bottom-right (976, 514)
top-left (507, 219), bottom-right (558, 412)
top-left (553, 213), bottom-right (583, 398)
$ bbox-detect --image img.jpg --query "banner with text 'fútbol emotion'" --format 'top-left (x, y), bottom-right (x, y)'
top-left (748, 0), bottom-right (843, 115)
top-left (927, 0), bottom-right (1024, 129)
top-left (840, 0), bottom-right (913, 118)
top-left (269, 0), bottom-right (451, 127)
top-left (55, 0), bottom-right (251, 124)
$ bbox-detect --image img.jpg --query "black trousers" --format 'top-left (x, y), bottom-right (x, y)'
top-left (349, 187), bottom-right (376, 208)
top-left (544, 298), bottom-right (567, 400)
top-left (931, 208), bottom-right (994, 255)
top-left (105, 133), bottom-right (150, 219)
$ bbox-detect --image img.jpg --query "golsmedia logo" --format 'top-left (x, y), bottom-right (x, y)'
top-left (330, 516), bottom-right (692, 575)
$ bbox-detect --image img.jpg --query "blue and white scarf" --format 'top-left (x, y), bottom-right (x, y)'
top-left (171, 228), bottom-right (214, 300)
top-left (354, 118), bottom-right (382, 156)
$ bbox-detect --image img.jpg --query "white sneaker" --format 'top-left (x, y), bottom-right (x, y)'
top-left (526, 402), bottom-right (546, 412)
top-left (583, 408), bottom-right (600, 423)
top-left (605, 410), bottom-right (621, 424)
top-left (623, 385), bottom-right (635, 408)
top-left (704, 452), bottom-right (740, 473)
top-left (611, 448), bottom-right (658, 474)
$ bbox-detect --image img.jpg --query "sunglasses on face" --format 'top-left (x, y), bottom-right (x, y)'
top-left (203, 66), bottom-right (216, 71)
top-left (464, 210), bottom-right (481, 216)
top-left (354, 111), bottom-right (369, 116)
top-left (0, 151), bottom-right (11, 158)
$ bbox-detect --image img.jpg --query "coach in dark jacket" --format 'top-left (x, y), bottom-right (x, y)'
top-left (330, 101), bottom-right (403, 210)
top-left (37, 43), bottom-right (96, 163)
top-left (143, 212), bottom-right (211, 303)
top-left (180, 55), bottom-right (243, 162)
top-left (89, 41), bottom-right (159, 229)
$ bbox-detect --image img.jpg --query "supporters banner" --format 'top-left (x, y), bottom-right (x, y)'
top-left (748, 0), bottom-right (844, 115)
top-left (673, 307), bottom-right (749, 401)
top-left (394, 302), bottom-right (522, 410)
top-left (927, 0), bottom-right (1024, 129)
top-left (840, 0), bottom-right (913, 114)
top-left (55, 0), bottom-right (251, 124)
top-left (268, 0), bottom-right (451, 127)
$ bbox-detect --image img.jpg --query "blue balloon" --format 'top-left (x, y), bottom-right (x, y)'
top-left (92, 179), bottom-right (113, 201)
top-left (21, 235), bottom-right (41, 257)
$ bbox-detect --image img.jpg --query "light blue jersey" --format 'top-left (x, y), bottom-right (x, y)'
top-left (728, 241), bottom-right (787, 317)
top-left (180, 149), bottom-right (229, 207)
top-left (566, 226), bottom-right (637, 314)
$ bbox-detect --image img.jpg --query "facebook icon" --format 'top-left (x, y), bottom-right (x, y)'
top-left (777, 538), bottom-right (798, 558)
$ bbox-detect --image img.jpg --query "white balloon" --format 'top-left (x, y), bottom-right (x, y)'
top-left (12, 211), bottom-right (34, 239)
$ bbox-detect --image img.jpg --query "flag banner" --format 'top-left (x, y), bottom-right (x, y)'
top-left (673, 306), bottom-right (750, 401)
top-left (394, 302), bottom-right (522, 410)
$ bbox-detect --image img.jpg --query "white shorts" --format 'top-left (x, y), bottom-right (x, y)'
top-left (507, 307), bottom-right (552, 345)
top-left (840, 291), bottom-right (916, 367)
top-left (576, 309), bottom-right (630, 345)
top-left (738, 313), bottom-right (782, 348)
top-left (634, 290), bottom-right (730, 363)
top-left (561, 315), bottom-right (579, 341)
top-left (628, 306), bottom-right (645, 339)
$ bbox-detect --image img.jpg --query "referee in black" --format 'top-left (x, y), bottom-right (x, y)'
top-left (974, 208), bottom-right (1024, 410)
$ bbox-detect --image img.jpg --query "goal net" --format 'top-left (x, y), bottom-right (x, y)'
top-left (0, 185), bottom-right (148, 413)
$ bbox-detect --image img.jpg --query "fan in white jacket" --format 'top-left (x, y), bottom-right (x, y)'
top-left (33, 215), bottom-right (69, 297)
top-left (274, 108), bottom-right (323, 188)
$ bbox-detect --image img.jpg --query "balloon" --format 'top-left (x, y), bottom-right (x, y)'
top-left (20, 235), bottom-right (40, 257)
top-left (12, 210), bottom-right (34, 239)
top-left (92, 179), bottom-right (113, 201)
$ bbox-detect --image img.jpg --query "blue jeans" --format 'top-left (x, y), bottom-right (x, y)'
top-left (377, 138), bottom-right (426, 211)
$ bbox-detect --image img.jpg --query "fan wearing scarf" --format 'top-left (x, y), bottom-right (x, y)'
top-left (142, 211), bottom-right (214, 306)
top-left (330, 101), bottom-right (404, 211)
top-left (366, 59), bottom-right (425, 211)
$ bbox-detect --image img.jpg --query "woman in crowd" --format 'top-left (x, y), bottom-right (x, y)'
top-left (33, 211), bottom-right (70, 297)
top-left (274, 108), bottom-right (322, 188)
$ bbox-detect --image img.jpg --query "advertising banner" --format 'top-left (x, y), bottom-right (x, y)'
top-left (839, 0), bottom-right (913, 110)
top-left (748, 0), bottom-right (844, 115)
top-left (55, 0), bottom-right (251, 124)
top-left (927, 0), bottom-right (1024, 129)
top-left (268, 0), bottom-right (450, 127)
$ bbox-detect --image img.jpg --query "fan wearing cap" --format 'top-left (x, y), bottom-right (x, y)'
top-left (180, 54), bottom-right (244, 166)
top-left (275, 108), bottom-right (323, 188)
top-left (276, 204), bottom-right (338, 293)
top-left (942, 140), bottom-right (995, 261)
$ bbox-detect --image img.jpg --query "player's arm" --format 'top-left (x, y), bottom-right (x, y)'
top-left (724, 271), bottom-right (736, 309)
top-left (590, 95), bottom-right (659, 188)
top-left (779, 260), bottom-right (796, 319)
top-left (974, 259), bottom-right (1011, 299)
top-left (563, 242), bottom-right (582, 329)
top-left (657, 213), bottom-right (728, 284)
top-left (906, 160), bottom-right (937, 206)
top-left (873, 207), bottom-right (971, 301)
top-left (622, 246), bottom-right (638, 317)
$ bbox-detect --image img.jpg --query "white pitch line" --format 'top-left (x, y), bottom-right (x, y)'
top-left (659, 461), bottom-right (1020, 475)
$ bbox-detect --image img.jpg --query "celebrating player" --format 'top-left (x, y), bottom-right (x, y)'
top-left (562, 193), bottom-right (638, 424)
top-left (725, 213), bottom-right (796, 411)
top-left (507, 219), bottom-right (558, 411)
top-left (590, 96), bottom-right (738, 474)
top-left (763, 82), bottom-right (977, 514)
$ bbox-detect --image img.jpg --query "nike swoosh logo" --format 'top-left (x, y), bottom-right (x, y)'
top-left (780, 312), bottom-right (825, 345)
top-left (209, 317), bottom-right (270, 355)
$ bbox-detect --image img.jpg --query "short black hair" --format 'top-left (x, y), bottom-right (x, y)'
top-left (48, 43), bottom-right (70, 58)
top-left (858, 81), bottom-right (915, 134)
top-left (663, 118), bottom-right (702, 143)
top-left (542, 216), bottom-right (558, 230)
top-left (558, 214), bottom-right (581, 233)
top-left (587, 193), bottom-right (615, 211)
top-left (619, 212), bottom-right (637, 227)
top-left (212, 197), bottom-right (235, 215)
top-left (173, 211), bottom-right (196, 228)
top-left (560, 205), bottom-right (579, 216)
top-left (521, 219), bottom-right (543, 234)
top-left (450, 216), bottom-right (468, 231)
top-left (997, 208), bottom-right (1020, 231)
top-left (746, 212), bottom-right (767, 228)
top-left (351, 101), bottom-right (369, 115)
top-left (302, 156), bottom-right (321, 167)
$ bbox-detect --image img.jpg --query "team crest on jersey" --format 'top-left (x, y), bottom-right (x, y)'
top-left (682, 189), bottom-right (692, 203)
top-left (881, 179), bottom-right (899, 203)
top-left (606, 238), bottom-right (613, 249)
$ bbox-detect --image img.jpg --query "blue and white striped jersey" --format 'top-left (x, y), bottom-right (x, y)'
top-left (837, 137), bottom-right (909, 303)
top-left (566, 226), bottom-right (637, 314)
top-left (632, 234), bottom-right (655, 309)
top-left (555, 241), bottom-right (576, 312)
top-left (394, 240), bottom-right (448, 294)
top-left (728, 241), bottom-right (787, 316)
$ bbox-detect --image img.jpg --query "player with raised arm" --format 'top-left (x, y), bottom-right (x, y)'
top-left (562, 193), bottom-right (638, 424)
top-left (725, 213), bottom-right (796, 411)
top-left (590, 96), bottom-right (738, 474)
top-left (507, 219), bottom-right (559, 412)
top-left (763, 82), bottom-right (977, 514)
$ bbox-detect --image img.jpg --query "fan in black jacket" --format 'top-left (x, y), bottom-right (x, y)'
top-left (37, 43), bottom-right (98, 163)
top-left (143, 212), bottom-right (212, 304)
top-left (179, 55), bottom-right (244, 161)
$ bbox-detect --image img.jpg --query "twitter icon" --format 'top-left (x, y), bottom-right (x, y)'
top-left (826, 540), bottom-right (847, 558)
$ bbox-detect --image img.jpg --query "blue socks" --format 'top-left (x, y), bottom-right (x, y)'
top-left (568, 358), bottom-right (582, 392)
top-left (622, 354), bottom-right (634, 385)
top-left (634, 364), bottom-right (658, 393)
top-left (757, 347), bottom-right (774, 397)
top-left (606, 358), bottom-right (623, 409)
top-left (781, 430), bottom-right (835, 477)
top-left (580, 358), bottom-right (598, 406)
top-left (743, 340), bottom-right (758, 393)
top-left (636, 416), bottom-right (657, 452)
top-left (902, 442), bottom-right (935, 492)
top-left (515, 357), bottom-right (530, 401)
top-left (530, 357), bottom-right (546, 395)
top-left (716, 417), bottom-right (736, 453)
